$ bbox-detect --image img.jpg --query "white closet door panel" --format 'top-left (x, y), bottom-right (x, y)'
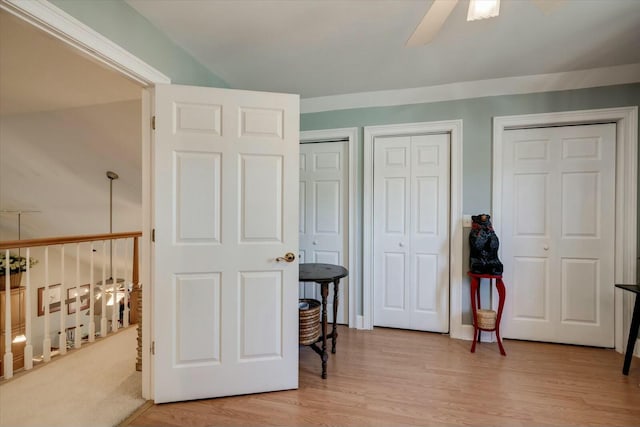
top-left (374, 137), bottom-right (411, 328)
top-left (314, 180), bottom-right (340, 234)
top-left (415, 254), bottom-right (438, 313)
top-left (512, 257), bottom-right (549, 321)
top-left (384, 178), bottom-right (408, 234)
top-left (561, 258), bottom-right (598, 324)
top-left (410, 134), bottom-right (450, 332)
top-left (379, 252), bottom-right (410, 327)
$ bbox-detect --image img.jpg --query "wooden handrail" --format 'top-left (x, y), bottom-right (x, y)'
top-left (0, 231), bottom-right (142, 250)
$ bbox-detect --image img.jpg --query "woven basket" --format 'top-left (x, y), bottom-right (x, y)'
top-left (299, 298), bottom-right (321, 345)
top-left (477, 309), bottom-right (497, 329)
top-left (0, 272), bottom-right (22, 289)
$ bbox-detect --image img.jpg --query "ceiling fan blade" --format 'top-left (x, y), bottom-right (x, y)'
top-left (406, 0), bottom-right (459, 47)
top-left (531, 0), bottom-right (565, 15)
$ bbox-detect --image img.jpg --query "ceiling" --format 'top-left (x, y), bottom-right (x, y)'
top-left (125, 0), bottom-right (640, 98)
top-left (0, 9), bottom-right (141, 115)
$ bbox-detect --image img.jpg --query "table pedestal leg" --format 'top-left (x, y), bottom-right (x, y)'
top-left (470, 276), bottom-right (479, 353)
top-left (623, 295), bottom-right (640, 375)
top-left (332, 279), bottom-right (339, 354)
top-left (495, 278), bottom-right (507, 356)
top-left (320, 282), bottom-right (329, 379)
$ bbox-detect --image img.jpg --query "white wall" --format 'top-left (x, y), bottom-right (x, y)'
top-left (0, 99), bottom-right (141, 354)
top-left (0, 100), bottom-right (142, 240)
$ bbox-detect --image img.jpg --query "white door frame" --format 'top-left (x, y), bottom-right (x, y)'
top-left (363, 120), bottom-right (464, 337)
top-left (492, 107), bottom-right (638, 354)
top-left (300, 128), bottom-right (359, 328)
top-left (1, 0), bottom-right (170, 399)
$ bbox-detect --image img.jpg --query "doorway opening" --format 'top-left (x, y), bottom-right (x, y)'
top-left (0, 1), bottom-right (165, 408)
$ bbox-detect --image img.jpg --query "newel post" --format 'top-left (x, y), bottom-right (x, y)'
top-left (131, 236), bottom-right (142, 371)
top-left (130, 237), bottom-right (140, 324)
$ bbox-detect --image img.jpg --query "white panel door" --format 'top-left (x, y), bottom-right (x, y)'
top-left (501, 123), bottom-right (615, 347)
top-left (299, 141), bottom-right (348, 324)
top-left (373, 134), bottom-right (450, 332)
top-left (153, 84), bottom-right (299, 403)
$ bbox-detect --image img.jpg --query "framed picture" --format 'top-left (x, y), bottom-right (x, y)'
top-left (67, 284), bottom-right (90, 315)
top-left (37, 284), bottom-right (62, 316)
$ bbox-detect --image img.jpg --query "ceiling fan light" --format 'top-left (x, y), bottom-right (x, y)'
top-left (467, 0), bottom-right (500, 21)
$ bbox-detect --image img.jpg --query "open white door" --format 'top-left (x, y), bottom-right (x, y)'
top-left (152, 84), bottom-right (299, 403)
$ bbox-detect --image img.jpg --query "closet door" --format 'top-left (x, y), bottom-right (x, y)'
top-left (299, 141), bottom-right (348, 324)
top-left (373, 136), bottom-right (411, 328)
top-left (500, 123), bottom-right (615, 347)
top-left (373, 134), bottom-right (450, 332)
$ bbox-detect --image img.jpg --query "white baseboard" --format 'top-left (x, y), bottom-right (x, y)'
top-left (356, 315), bottom-right (365, 330)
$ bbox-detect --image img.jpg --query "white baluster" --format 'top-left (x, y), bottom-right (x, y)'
top-left (42, 247), bottom-right (51, 362)
top-left (59, 246), bottom-right (66, 355)
top-left (88, 242), bottom-right (95, 342)
top-left (101, 240), bottom-right (107, 336)
top-left (111, 239), bottom-right (118, 331)
top-left (23, 247), bottom-right (33, 370)
top-left (74, 244), bottom-right (81, 348)
top-left (123, 239), bottom-right (130, 328)
top-left (3, 249), bottom-right (14, 378)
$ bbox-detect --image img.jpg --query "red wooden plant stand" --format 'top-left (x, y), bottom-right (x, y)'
top-left (468, 272), bottom-right (506, 356)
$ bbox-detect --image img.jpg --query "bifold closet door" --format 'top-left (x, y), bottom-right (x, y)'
top-left (373, 133), bottom-right (450, 332)
top-left (299, 141), bottom-right (348, 324)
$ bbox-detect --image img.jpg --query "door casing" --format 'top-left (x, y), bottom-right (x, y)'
top-left (493, 107), bottom-right (638, 354)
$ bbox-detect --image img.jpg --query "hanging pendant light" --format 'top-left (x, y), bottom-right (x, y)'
top-left (91, 171), bottom-right (125, 316)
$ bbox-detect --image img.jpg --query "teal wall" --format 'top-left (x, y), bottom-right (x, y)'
top-left (50, 0), bottom-right (228, 88)
top-left (303, 84), bottom-right (640, 213)
top-left (302, 83), bottom-right (640, 323)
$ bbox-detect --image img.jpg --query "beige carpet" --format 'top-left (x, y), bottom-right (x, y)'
top-left (0, 326), bottom-right (144, 427)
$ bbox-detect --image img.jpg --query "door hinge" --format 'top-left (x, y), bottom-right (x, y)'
top-left (152, 228), bottom-right (155, 242)
top-left (151, 115), bottom-right (156, 130)
top-left (151, 341), bottom-right (155, 355)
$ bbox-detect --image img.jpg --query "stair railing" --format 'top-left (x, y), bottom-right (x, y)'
top-left (0, 231), bottom-right (141, 379)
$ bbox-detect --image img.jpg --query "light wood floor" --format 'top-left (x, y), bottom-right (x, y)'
top-left (125, 326), bottom-right (640, 426)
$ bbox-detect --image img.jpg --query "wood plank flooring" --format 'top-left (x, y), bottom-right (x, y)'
top-left (125, 326), bottom-right (640, 426)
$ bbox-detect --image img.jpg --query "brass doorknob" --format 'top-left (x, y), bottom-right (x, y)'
top-left (276, 252), bottom-right (296, 263)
